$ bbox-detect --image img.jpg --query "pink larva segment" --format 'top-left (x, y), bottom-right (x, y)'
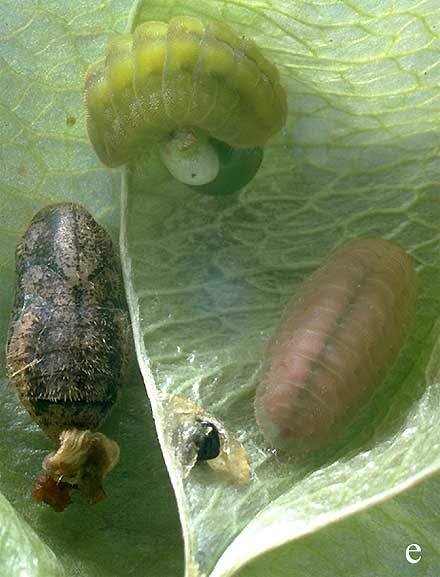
top-left (255, 238), bottom-right (418, 451)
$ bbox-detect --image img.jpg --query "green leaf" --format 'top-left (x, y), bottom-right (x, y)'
top-left (0, 491), bottom-right (64, 577)
top-left (0, 1), bottom-right (182, 576)
top-left (123, 1), bottom-right (440, 576)
top-left (2, 1), bottom-right (440, 576)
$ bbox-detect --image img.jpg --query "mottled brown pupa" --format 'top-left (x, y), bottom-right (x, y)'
top-left (7, 203), bottom-right (130, 511)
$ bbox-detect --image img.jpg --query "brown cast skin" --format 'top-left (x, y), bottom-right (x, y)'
top-left (6, 203), bottom-right (129, 509)
top-left (32, 473), bottom-right (72, 512)
top-left (255, 238), bottom-right (418, 452)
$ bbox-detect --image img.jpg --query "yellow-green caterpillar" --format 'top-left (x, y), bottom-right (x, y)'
top-left (84, 14), bottom-right (287, 194)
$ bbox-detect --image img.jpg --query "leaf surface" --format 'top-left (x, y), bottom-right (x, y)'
top-left (124, 1), bottom-right (440, 576)
top-left (0, 1), bottom-right (182, 576)
top-left (1, 0), bottom-right (440, 576)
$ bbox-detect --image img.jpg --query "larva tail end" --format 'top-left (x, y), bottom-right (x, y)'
top-left (39, 429), bottom-right (120, 509)
top-left (254, 395), bottom-right (288, 451)
top-left (255, 387), bottom-right (327, 453)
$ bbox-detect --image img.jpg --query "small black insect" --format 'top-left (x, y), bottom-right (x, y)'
top-left (6, 202), bottom-right (129, 511)
top-left (194, 420), bottom-right (221, 462)
top-left (170, 397), bottom-right (249, 482)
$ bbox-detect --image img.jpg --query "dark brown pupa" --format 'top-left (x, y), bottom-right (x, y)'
top-left (255, 238), bottom-right (418, 452)
top-left (6, 203), bottom-right (129, 510)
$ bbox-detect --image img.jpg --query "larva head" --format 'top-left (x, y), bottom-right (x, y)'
top-left (84, 14), bottom-right (286, 194)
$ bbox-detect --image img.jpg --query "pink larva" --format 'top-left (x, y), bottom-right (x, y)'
top-left (254, 238), bottom-right (418, 451)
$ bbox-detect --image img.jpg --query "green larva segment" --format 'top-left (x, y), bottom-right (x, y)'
top-left (255, 238), bottom-right (418, 452)
top-left (84, 14), bottom-right (286, 193)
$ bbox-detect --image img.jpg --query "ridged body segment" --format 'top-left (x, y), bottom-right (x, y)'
top-left (6, 203), bottom-right (129, 441)
top-left (84, 14), bottom-right (287, 167)
top-left (255, 238), bottom-right (418, 451)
